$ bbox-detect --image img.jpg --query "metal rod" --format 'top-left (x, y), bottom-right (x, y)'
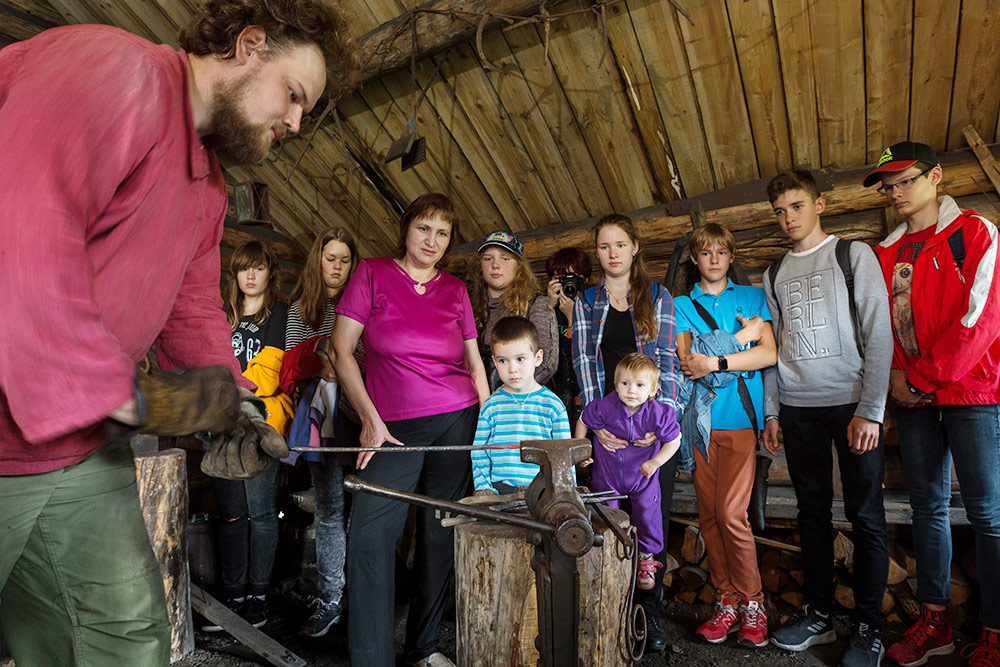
top-left (288, 444), bottom-right (519, 454)
top-left (343, 474), bottom-right (555, 535)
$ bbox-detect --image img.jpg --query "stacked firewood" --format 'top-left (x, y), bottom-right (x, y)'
top-left (663, 524), bottom-right (981, 630)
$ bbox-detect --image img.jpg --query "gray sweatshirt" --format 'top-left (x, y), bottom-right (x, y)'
top-left (763, 235), bottom-right (892, 422)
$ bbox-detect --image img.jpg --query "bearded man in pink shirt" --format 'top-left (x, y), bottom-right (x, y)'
top-left (0, 2), bottom-right (355, 664)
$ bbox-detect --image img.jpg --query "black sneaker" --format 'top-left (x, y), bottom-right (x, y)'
top-left (840, 622), bottom-right (884, 667)
top-left (298, 599), bottom-right (342, 637)
top-left (770, 605), bottom-right (836, 651)
top-left (201, 597), bottom-right (243, 632)
top-left (241, 596), bottom-right (268, 629)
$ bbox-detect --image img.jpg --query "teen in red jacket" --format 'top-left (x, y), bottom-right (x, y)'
top-left (865, 141), bottom-right (1000, 667)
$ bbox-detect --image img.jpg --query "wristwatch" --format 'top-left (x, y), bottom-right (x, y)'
top-left (717, 356), bottom-right (728, 372)
top-left (905, 379), bottom-right (928, 396)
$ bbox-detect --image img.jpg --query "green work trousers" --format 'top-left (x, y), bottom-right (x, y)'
top-left (0, 441), bottom-right (171, 666)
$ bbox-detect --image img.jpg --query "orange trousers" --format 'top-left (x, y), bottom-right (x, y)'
top-left (692, 428), bottom-right (763, 604)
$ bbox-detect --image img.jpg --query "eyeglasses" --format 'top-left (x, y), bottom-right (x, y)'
top-left (877, 166), bottom-right (934, 195)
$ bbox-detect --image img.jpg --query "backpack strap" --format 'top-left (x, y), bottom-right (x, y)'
top-left (766, 255), bottom-right (785, 307)
top-left (947, 227), bottom-right (966, 272)
top-left (834, 239), bottom-right (863, 358)
top-left (689, 299), bottom-right (758, 439)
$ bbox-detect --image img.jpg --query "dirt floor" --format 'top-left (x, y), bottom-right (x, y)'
top-left (175, 597), bottom-right (972, 666)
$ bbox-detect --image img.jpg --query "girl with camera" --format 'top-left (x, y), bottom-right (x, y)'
top-left (545, 247), bottom-right (592, 423)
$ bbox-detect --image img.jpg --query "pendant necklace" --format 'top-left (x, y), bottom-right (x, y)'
top-left (394, 260), bottom-right (437, 295)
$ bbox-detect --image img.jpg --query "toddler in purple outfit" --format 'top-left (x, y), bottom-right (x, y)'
top-left (575, 353), bottom-right (681, 589)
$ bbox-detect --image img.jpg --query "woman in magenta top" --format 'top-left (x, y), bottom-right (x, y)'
top-left (333, 193), bottom-right (489, 667)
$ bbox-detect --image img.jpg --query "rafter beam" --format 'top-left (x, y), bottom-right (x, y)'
top-left (447, 145), bottom-right (1000, 267)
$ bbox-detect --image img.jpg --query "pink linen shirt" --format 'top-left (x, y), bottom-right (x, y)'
top-left (335, 257), bottom-right (480, 422)
top-left (0, 26), bottom-right (248, 474)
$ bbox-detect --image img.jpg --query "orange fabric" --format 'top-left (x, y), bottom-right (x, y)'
top-left (692, 428), bottom-right (763, 604)
top-left (244, 346), bottom-right (295, 437)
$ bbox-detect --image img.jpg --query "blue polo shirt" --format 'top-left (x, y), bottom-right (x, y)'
top-left (674, 280), bottom-right (771, 430)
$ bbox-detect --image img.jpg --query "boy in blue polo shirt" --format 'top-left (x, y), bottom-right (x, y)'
top-left (674, 223), bottom-right (777, 649)
top-left (471, 316), bottom-right (571, 495)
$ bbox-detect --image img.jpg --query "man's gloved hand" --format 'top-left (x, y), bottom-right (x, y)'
top-left (201, 388), bottom-right (290, 480)
top-left (135, 366), bottom-right (241, 436)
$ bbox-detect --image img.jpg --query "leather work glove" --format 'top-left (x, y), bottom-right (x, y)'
top-left (201, 388), bottom-right (290, 480)
top-left (135, 366), bottom-right (241, 436)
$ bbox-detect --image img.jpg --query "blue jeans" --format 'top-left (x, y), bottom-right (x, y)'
top-left (212, 462), bottom-right (281, 599)
top-left (897, 404), bottom-right (1000, 627)
top-left (309, 457), bottom-right (347, 604)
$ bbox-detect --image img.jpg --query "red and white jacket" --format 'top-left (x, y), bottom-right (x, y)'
top-left (875, 196), bottom-right (1000, 405)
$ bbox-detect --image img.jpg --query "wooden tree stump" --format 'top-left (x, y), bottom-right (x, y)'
top-left (454, 506), bottom-right (632, 667)
top-left (134, 445), bottom-right (194, 662)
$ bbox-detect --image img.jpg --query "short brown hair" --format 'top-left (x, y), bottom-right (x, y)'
top-left (179, 0), bottom-right (358, 98)
top-left (613, 352), bottom-right (660, 392)
top-left (395, 193), bottom-right (457, 263)
top-left (766, 168), bottom-right (821, 204)
top-left (545, 247), bottom-right (592, 280)
top-left (490, 316), bottom-right (539, 353)
top-left (689, 223), bottom-right (736, 255)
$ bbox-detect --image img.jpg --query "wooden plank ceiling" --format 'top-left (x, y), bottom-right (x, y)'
top-left (2, 0), bottom-right (999, 259)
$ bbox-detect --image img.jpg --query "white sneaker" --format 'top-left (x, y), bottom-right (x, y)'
top-left (407, 652), bottom-right (456, 667)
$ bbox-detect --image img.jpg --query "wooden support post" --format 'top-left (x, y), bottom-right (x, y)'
top-left (133, 443), bottom-right (194, 663)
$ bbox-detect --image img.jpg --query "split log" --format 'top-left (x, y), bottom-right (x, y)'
top-left (780, 592), bottom-right (804, 608)
top-left (889, 580), bottom-right (921, 618)
top-left (887, 556), bottom-right (909, 586)
top-left (834, 578), bottom-right (856, 610)
top-left (676, 590), bottom-right (698, 604)
top-left (681, 525), bottom-right (705, 564)
top-left (950, 564), bottom-right (972, 606)
top-left (134, 446), bottom-right (194, 662)
top-left (454, 505), bottom-right (632, 667)
top-left (833, 532), bottom-right (855, 569)
top-left (677, 565), bottom-right (709, 590)
top-left (893, 544), bottom-right (918, 579)
top-left (697, 585), bottom-right (716, 604)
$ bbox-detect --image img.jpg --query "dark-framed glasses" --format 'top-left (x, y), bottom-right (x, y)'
top-left (877, 166), bottom-right (934, 195)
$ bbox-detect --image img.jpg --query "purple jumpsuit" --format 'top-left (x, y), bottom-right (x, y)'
top-left (582, 393), bottom-right (681, 554)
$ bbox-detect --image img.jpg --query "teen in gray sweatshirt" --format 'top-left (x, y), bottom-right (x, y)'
top-left (761, 168), bottom-right (892, 667)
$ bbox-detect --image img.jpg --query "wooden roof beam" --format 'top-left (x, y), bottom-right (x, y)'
top-left (447, 144), bottom-right (1000, 266)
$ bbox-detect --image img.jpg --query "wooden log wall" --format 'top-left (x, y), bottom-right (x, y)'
top-left (447, 144), bottom-right (1000, 286)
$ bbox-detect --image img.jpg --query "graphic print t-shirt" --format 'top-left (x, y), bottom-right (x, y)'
top-left (232, 301), bottom-right (288, 372)
top-left (891, 225), bottom-right (935, 357)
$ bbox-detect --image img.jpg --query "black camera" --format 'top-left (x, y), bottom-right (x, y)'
top-left (558, 273), bottom-right (586, 299)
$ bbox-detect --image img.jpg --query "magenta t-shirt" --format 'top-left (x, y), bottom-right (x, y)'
top-left (336, 257), bottom-right (480, 422)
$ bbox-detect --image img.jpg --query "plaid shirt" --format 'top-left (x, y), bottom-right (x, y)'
top-left (571, 279), bottom-right (682, 414)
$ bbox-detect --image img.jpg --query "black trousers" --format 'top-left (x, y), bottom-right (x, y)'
top-left (780, 403), bottom-right (889, 626)
top-left (346, 404), bottom-right (477, 666)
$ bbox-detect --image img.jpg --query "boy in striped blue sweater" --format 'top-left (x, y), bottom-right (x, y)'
top-left (472, 317), bottom-right (572, 495)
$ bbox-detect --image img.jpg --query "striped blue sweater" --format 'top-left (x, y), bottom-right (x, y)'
top-left (471, 386), bottom-right (571, 490)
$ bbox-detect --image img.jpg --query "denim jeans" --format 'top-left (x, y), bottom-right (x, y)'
top-left (308, 456), bottom-right (347, 605)
top-left (780, 403), bottom-right (890, 626)
top-left (896, 403), bottom-right (1000, 628)
top-left (212, 461), bottom-right (281, 599)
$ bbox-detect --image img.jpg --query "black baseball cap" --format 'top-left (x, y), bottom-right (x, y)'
top-left (862, 141), bottom-right (939, 187)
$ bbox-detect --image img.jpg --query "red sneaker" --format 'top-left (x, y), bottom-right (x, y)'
top-left (961, 629), bottom-right (1000, 667)
top-left (696, 599), bottom-right (738, 644)
top-left (887, 606), bottom-right (954, 667)
top-left (737, 600), bottom-right (768, 648)
top-left (636, 553), bottom-right (661, 591)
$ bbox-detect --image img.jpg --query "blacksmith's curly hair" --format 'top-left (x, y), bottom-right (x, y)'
top-left (179, 0), bottom-right (358, 98)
